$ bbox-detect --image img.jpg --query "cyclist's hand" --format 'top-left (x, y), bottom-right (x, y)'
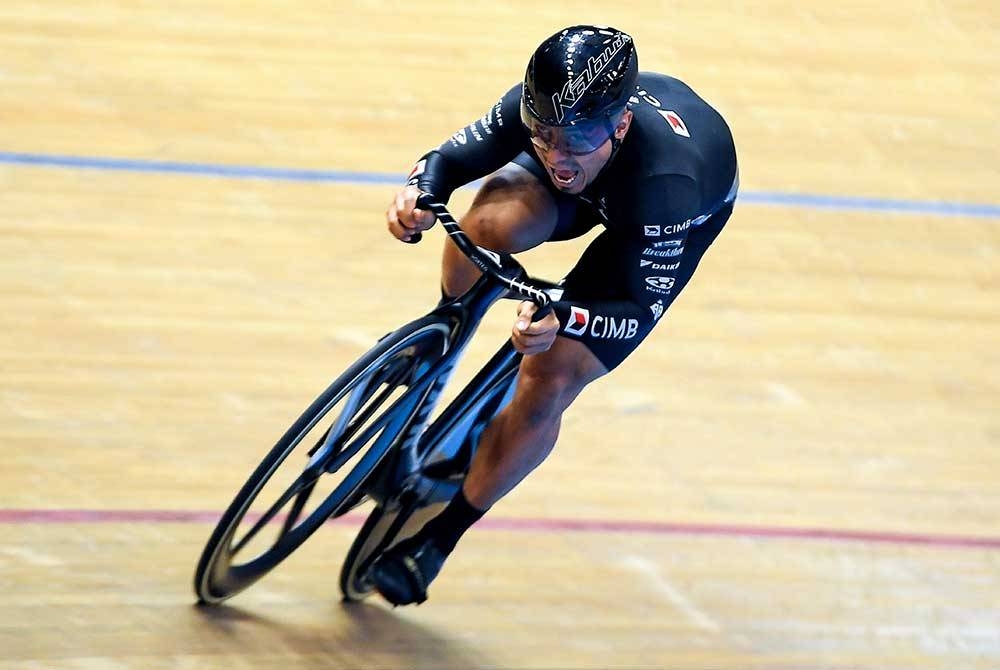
top-left (511, 301), bottom-right (560, 355)
top-left (387, 185), bottom-right (436, 242)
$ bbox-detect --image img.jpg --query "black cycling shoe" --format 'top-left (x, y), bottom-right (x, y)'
top-left (369, 535), bottom-right (447, 606)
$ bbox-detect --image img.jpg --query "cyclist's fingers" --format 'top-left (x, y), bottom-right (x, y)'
top-left (512, 338), bottom-right (553, 356)
top-left (386, 197), bottom-right (406, 229)
top-left (513, 332), bottom-right (556, 349)
top-left (386, 204), bottom-right (402, 231)
top-left (393, 185), bottom-right (436, 231)
top-left (516, 325), bottom-right (556, 343)
top-left (511, 321), bottom-right (555, 353)
top-left (517, 309), bottom-right (559, 337)
top-left (514, 301), bottom-right (538, 332)
top-left (387, 220), bottom-right (406, 241)
top-left (395, 190), bottom-right (412, 217)
top-left (392, 191), bottom-right (422, 230)
top-left (529, 317), bottom-right (559, 336)
top-left (387, 209), bottom-right (418, 242)
top-left (412, 208), bottom-right (435, 230)
top-left (511, 322), bottom-right (556, 348)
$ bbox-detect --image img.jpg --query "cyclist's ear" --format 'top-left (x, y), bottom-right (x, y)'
top-left (615, 110), bottom-right (634, 140)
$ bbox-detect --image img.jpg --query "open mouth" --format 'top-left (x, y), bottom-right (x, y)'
top-left (550, 167), bottom-right (579, 187)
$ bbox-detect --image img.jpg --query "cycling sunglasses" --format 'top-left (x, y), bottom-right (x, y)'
top-left (520, 106), bottom-right (624, 156)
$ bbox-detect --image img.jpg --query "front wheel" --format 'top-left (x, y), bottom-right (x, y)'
top-left (194, 316), bottom-right (451, 604)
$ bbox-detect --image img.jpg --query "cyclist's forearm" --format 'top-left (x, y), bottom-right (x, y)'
top-left (408, 150), bottom-right (479, 204)
top-left (408, 84), bottom-right (526, 202)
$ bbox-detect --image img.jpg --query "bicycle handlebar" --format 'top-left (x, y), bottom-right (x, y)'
top-left (413, 193), bottom-right (552, 317)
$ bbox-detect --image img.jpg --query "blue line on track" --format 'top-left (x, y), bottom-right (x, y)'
top-left (0, 151), bottom-right (399, 185)
top-left (2, 150), bottom-right (998, 219)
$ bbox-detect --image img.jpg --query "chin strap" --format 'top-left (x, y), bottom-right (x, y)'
top-left (593, 126), bottom-right (628, 185)
top-left (598, 106), bottom-right (632, 177)
top-left (609, 133), bottom-right (625, 158)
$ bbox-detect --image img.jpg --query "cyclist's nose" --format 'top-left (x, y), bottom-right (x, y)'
top-left (542, 144), bottom-right (574, 164)
top-left (550, 149), bottom-right (571, 162)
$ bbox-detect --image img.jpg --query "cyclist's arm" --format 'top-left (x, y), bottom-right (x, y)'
top-left (409, 84), bottom-right (527, 202)
top-left (551, 174), bottom-right (702, 341)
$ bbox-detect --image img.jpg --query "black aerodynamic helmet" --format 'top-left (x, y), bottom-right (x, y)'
top-left (520, 25), bottom-right (638, 154)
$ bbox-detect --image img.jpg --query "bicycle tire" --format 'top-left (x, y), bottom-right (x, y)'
top-left (194, 316), bottom-right (451, 604)
top-left (339, 362), bottom-right (519, 602)
top-left (339, 498), bottom-right (450, 602)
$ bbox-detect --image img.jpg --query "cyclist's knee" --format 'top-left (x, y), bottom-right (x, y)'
top-left (512, 338), bottom-right (607, 421)
top-left (512, 366), bottom-right (591, 423)
top-left (512, 373), bottom-right (575, 423)
top-left (461, 164), bottom-right (558, 252)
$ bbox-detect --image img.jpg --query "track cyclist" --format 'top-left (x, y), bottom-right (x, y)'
top-left (371, 25), bottom-right (739, 606)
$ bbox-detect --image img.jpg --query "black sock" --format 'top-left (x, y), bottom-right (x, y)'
top-left (417, 488), bottom-right (487, 555)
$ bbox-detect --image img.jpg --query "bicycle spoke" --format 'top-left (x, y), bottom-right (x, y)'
top-left (334, 363), bottom-right (414, 444)
top-left (307, 373), bottom-right (379, 458)
top-left (230, 472), bottom-right (318, 555)
top-left (324, 398), bottom-right (407, 475)
top-left (279, 478), bottom-right (318, 537)
top-left (307, 360), bottom-right (412, 465)
top-left (327, 358), bottom-right (450, 476)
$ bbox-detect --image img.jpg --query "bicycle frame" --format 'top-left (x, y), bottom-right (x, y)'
top-left (358, 195), bottom-right (559, 512)
top-left (195, 197), bottom-right (564, 605)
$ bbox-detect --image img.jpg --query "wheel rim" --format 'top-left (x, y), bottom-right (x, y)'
top-left (196, 322), bottom-right (449, 603)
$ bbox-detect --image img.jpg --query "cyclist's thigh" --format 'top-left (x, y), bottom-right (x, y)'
top-left (461, 152), bottom-right (598, 252)
top-left (460, 157), bottom-right (559, 253)
top-left (559, 202), bottom-right (735, 371)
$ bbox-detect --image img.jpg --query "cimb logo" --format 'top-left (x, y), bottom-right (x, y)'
top-left (563, 305), bottom-right (638, 340)
top-left (564, 306), bottom-right (590, 336)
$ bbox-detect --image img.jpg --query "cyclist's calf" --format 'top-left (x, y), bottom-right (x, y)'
top-left (463, 337), bottom-right (607, 508)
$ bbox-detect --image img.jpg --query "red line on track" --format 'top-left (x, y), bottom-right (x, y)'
top-left (1, 508), bottom-right (998, 549)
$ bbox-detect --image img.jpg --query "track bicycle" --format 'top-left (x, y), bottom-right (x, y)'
top-left (194, 194), bottom-right (558, 604)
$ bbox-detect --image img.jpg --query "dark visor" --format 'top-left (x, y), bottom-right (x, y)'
top-left (520, 101), bottom-right (622, 156)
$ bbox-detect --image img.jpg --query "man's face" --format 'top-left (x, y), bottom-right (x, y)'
top-left (527, 110), bottom-right (633, 194)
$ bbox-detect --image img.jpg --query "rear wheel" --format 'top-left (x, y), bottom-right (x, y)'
top-left (338, 499), bottom-right (450, 602)
top-left (193, 317), bottom-right (451, 604)
top-left (339, 361), bottom-right (519, 602)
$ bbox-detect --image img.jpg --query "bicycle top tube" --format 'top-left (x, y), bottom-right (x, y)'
top-left (414, 193), bottom-right (552, 314)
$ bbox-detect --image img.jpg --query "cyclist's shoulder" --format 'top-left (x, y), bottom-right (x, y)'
top-left (631, 72), bottom-right (728, 133)
top-left (489, 82), bottom-right (527, 132)
top-left (496, 82), bottom-right (524, 110)
top-left (619, 73), bottom-right (734, 177)
top-left (635, 71), bottom-right (696, 96)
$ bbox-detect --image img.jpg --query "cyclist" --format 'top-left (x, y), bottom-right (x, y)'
top-left (371, 25), bottom-right (738, 606)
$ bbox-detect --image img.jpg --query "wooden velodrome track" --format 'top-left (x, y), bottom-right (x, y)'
top-left (1, 2), bottom-right (998, 668)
